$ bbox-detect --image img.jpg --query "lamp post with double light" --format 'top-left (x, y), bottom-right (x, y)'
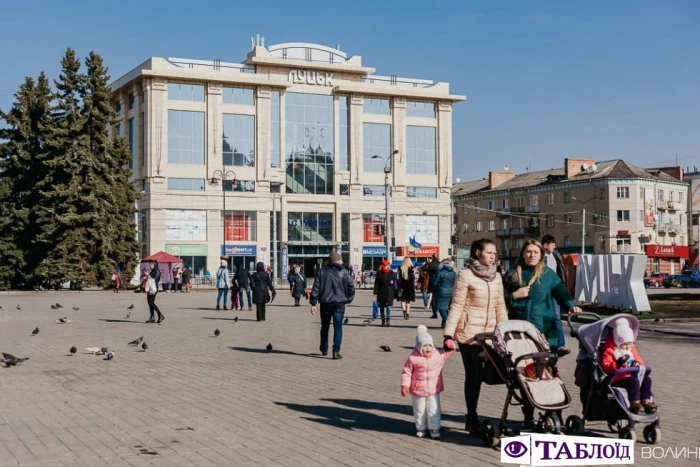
top-left (371, 149), bottom-right (399, 263)
top-left (209, 169), bottom-right (238, 259)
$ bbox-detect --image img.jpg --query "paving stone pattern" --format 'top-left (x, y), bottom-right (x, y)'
top-left (0, 290), bottom-right (697, 466)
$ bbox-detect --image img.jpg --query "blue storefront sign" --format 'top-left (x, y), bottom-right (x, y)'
top-left (281, 247), bottom-right (289, 280)
top-left (221, 245), bottom-right (257, 256)
top-left (363, 246), bottom-right (387, 257)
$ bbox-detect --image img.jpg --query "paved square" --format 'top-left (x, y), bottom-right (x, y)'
top-left (0, 289), bottom-right (697, 466)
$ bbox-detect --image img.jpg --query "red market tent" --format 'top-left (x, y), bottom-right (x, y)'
top-left (140, 252), bottom-right (184, 285)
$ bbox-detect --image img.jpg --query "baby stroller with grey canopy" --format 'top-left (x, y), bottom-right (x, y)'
top-left (566, 313), bottom-right (661, 444)
top-left (474, 320), bottom-right (572, 447)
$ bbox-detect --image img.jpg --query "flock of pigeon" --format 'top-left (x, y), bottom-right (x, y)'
top-left (2, 300), bottom-right (393, 366)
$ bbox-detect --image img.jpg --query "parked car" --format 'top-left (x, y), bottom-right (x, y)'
top-left (644, 273), bottom-right (669, 288)
top-left (679, 271), bottom-right (700, 287)
top-left (664, 274), bottom-right (698, 288)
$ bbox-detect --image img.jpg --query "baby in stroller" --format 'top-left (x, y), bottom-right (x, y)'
top-left (601, 318), bottom-right (657, 414)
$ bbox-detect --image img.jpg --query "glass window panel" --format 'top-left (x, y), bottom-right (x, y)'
top-left (168, 178), bottom-right (205, 191)
top-left (363, 185), bottom-right (386, 197)
top-left (406, 126), bottom-right (436, 175)
top-left (167, 83), bottom-right (205, 102)
top-left (223, 210), bottom-right (257, 241)
top-left (222, 87), bottom-right (254, 105)
top-left (363, 98), bottom-right (391, 115)
top-left (222, 114), bottom-right (255, 167)
top-left (363, 123), bottom-right (391, 173)
top-left (406, 187), bottom-right (437, 198)
top-left (224, 180), bottom-right (255, 192)
top-left (284, 93), bottom-right (334, 195)
top-left (168, 110), bottom-right (205, 165)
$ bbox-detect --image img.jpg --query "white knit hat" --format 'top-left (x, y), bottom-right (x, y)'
top-left (415, 325), bottom-right (434, 352)
top-left (613, 318), bottom-right (635, 346)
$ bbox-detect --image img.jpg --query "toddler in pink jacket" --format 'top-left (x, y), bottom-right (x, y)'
top-left (401, 325), bottom-right (455, 438)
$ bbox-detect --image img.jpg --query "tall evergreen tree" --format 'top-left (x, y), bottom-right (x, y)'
top-left (0, 73), bottom-right (52, 289)
top-left (33, 48), bottom-right (88, 287)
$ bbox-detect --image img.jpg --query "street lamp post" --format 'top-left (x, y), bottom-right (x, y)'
top-left (372, 150), bottom-right (399, 263)
top-left (572, 196), bottom-right (598, 256)
top-left (209, 169), bottom-right (238, 261)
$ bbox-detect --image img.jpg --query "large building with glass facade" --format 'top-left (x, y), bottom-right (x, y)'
top-left (110, 40), bottom-right (464, 278)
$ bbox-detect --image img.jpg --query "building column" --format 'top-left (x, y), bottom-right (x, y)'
top-left (256, 86), bottom-right (272, 182)
top-left (350, 94), bottom-right (363, 186)
top-left (392, 97), bottom-right (406, 192)
top-left (437, 101), bottom-right (453, 189)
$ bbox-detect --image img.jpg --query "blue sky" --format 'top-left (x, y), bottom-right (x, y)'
top-left (1, 0), bottom-right (698, 180)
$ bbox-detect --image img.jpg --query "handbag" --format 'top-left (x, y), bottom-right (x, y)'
top-left (265, 289), bottom-right (271, 303)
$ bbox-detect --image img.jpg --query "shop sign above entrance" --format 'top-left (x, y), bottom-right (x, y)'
top-left (221, 245), bottom-right (257, 256)
top-left (288, 70), bottom-right (334, 86)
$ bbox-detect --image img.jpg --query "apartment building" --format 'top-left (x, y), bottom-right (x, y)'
top-left (109, 39), bottom-right (464, 277)
top-left (453, 158), bottom-right (689, 274)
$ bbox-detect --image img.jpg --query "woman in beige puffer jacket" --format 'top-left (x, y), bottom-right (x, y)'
top-left (443, 239), bottom-right (508, 437)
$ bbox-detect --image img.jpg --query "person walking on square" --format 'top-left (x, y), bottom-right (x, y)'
top-left (171, 263), bottom-right (181, 293)
top-left (427, 254), bottom-right (440, 319)
top-left (444, 239), bottom-right (508, 437)
top-left (397, 257), bottom-right (416, 320)
top-left (251, 262), bottom-right (275, 322)
top-left (401, 325), bottom-right (456, 438)
top-left (142, 261), bottom-right (164, 324)
top-left (374, 260), bottom-right (396, 327)
top-left (310, 252), bottom-right (355, 359)
top-left (234, 265), bottom-right (253, 311)
top-left (181, 266), bottom-right (192, 293)
top-left (432, 258), bottom-right (457, 329)
top-left (288, 265), bottom-right (306, 307)
top-left (541, 235), bottom-right (571, 357)
top-left (112, 268), bottom-right (122, 293)
top-left (215, 260), bottom-right (230, 310)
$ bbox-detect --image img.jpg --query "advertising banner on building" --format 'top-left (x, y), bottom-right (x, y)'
top-left (221, 245), bottom-right (257, 256)
top-left (644, 244), bottom-right (689, 258)
top-left (281, 247), bottom-right (289, 280)
top-left (409, 246), bottom-right (440, 258)
top-left (692, 179), bottom-right (700, 213)
top-left (166, 210), bottom-right (207, 241)
top-left (353, 248), bottom-right (359, 272)
top-left (644, 188), bottom-right (655, 227)
top-left (405, 215), bottom-right (439, 245)
top-left (363, 246), bottom-right (387, 257)
top-left (166, 244), bottom-right (208, 256)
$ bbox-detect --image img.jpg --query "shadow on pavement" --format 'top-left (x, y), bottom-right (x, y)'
top-left (201, 317), bottom-right (256, 322)
top-left (97, 319), bottom-right (141, 323)
top-left (229, 347), bottom-right (326, 359)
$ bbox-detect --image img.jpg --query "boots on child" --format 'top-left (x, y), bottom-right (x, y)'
top-left (642, 399), bottom-right (658, 414)
top-left (629, 401), bottom-right (643, 414)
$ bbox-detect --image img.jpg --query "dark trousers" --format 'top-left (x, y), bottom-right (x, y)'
top-left (294, 297), bottom-right (300, 306)
top-left (320, 304), bottom-right (345, 353)
top-left (555, 318), bottom-right (565, 351)
top-left (613, 374), bottom-right (653, 401)
top-left (256, 303), bottom-right (266, 321)
top-left (431, 291), bottom-right (438, 317)
top-left (171, 279), bottom-right (179, 292)
top-left (239, 285), bottom-right (252, 309)
top-left (147, 293), bottom-right (162, 319)
top-left (458, 343), bottom-right (483, 423)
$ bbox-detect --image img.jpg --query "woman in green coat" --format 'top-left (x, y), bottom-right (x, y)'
top-left (503, 240), bottom-right (581, 349)
top-left (503, 239), bottom-right (581, 426)
top-left (431, 258), bottom-right (457, 329)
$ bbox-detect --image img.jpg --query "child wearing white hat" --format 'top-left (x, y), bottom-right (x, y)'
top-left (601, 318), bottom-right (657, 414)
top-left (401, 325), bottom-right (455, 438)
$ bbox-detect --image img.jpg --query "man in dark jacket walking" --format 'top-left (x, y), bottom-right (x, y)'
top-left (310, 252), bottom-right (355, 360)
top-left (427, 253), bottom-right (440, 319)
top-left (233, 266), bottom-right (253, 311)
top-left (542, 235), bottom-right (570, 357)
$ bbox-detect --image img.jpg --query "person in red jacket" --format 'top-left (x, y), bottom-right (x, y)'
top-left (601, 318), bottom-right (657, 414)
top-left (401, 325), bottom-right (455, 438)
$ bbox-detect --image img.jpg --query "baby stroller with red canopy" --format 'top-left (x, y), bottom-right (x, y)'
top-left (474, 320), bottom-right (572, 447)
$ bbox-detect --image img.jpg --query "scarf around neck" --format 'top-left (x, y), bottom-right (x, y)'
top-left (468, 259), bottom-right (498, 282)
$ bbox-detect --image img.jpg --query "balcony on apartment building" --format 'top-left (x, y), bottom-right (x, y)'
top-left (611, 244), bottom-right (634, 254)
top-left (496, 207), bottom-right (525, 217)
top-left (657, 223), bottom-right (681, 235)
top-left (496, 226), bottom-right (541, 237)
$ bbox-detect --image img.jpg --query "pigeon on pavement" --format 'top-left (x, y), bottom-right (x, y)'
top-left (363, 319), bottom-right (374, 324)
top-left (127, 304), bottom-right (134, 310)
top-left (55, 317), bottom-right (70, 324)
top-left (266, 343), bottom-right (273, 352)
top-left (70, 346), bottom-right (77, 354)
top-left (141, 342), bottom-right (148, 351)
top-left (343, 317), bottom-right (349, 325)
top-left (50, 305), bottom-right (57, 310)
top-left (2, 353), bottom-right (29, 366)
top-left (214, 328), bottom-right (220, 337)
top-left (31, 327), bottom-right (39, 336)
top-left (234, 316), bottom-right (239, 323)
top-left (0, 305), bottom-right (4, 310)
top-left (128, 336), bottom-right (143, 346)
top-left (380, 345), bottom-right (392, 352)
top-left (125, 312), bottom-right (131, 320)
top-left (55, 303), bottom-right (63, 308)
top-left (72, 307), bottom-right (79, 311)
top-left (16, 305), bottom-right (21, 310)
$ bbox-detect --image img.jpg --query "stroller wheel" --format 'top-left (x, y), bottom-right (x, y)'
top-left (643, 425), bottom-right (661, 444)
top-left (565, 415), bottom-right (584, 436)
top-left (480, 419), bottom-right (500, 448)
top-left (618, 426), bottom-right (637, 441)
top-left (607, 421), bottom-right (621, 433)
